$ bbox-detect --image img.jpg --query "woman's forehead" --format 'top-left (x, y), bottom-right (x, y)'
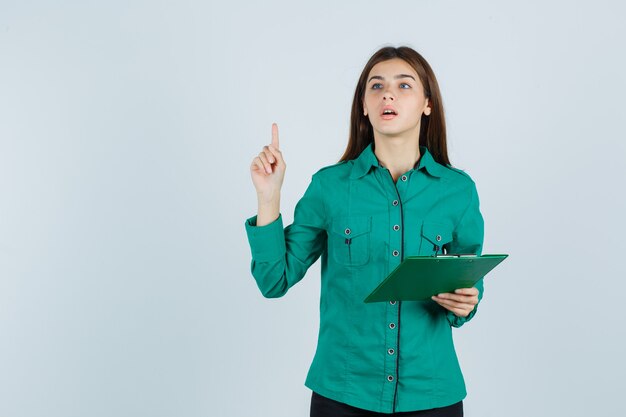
top-left (368, 58), bottom-right (417, 78)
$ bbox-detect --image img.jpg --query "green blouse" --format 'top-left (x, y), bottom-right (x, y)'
top-left (244, 142), bottom-right (485, 413)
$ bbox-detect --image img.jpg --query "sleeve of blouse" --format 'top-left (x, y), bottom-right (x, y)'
top-left (445, 181), bottom-right (485, 328)
top-left (244, 173), bottom-right (327, 298)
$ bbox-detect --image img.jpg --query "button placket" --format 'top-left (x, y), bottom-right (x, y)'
top-left (381, 167), bottom-right (402, 403)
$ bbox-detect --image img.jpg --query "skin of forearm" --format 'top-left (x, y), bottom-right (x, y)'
top-left (256, 192), bottom-right (280, 226)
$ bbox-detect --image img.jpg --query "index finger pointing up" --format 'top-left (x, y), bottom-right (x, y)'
top-left (271, 122), bottom-right (280, 150)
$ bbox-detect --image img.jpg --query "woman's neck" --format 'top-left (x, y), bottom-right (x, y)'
top-left (373, 137), bottom-right (421, 182)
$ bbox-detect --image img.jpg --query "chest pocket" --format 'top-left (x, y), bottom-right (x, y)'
top-left (329, 216), bottom-right (372, 267)
top-left (420, 221), bottom-right (453, 255)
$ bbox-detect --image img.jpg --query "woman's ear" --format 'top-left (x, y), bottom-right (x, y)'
top-left (423, 99), bottom-right (431, 116)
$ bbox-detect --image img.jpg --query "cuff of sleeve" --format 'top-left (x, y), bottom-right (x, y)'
top-left (244, 213), bottom-right (286, 262)
top-left (447, 304), bottom-right (478, 328)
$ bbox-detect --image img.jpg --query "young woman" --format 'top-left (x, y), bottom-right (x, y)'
top-left (245, 46), bottom-right (484, 417)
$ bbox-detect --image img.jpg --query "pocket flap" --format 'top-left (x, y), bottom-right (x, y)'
top-left (421, 221), bottom-right (453, 246)
top-left (330, 216), bottom-right (372, 238)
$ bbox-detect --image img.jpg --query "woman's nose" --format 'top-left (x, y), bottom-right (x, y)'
top-left (383, 92), bottom-right (395, 101)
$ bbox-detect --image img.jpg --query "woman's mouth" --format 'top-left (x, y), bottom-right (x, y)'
top-left (381, 106), bottom-right (398, 120)
top-left (381, 113), bottom-right (398, 120)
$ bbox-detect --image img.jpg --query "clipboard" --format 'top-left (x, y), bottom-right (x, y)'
top-left (364, 254), bottom-right (508, 303)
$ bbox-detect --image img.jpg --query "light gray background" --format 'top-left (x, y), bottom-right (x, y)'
top-left (1, 1), bottom-right (624, 416)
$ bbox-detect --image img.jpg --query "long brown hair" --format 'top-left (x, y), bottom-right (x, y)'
top-left (339, 46), bottom-right (450, 166)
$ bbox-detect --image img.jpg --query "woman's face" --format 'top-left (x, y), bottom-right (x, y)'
top-left (362, 58), bottom-right (430, 141)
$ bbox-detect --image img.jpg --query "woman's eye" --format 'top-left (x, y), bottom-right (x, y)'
top-left (370, 82), bottom-right (411, 90)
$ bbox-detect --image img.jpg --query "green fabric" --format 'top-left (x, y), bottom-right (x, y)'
top-left (244, 142), bottom-right (484, 413)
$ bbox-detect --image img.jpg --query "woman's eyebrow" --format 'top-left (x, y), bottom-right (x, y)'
top-left (368, 74), bottom-right (416, 83)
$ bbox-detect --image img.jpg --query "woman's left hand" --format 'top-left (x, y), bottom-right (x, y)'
top-left (431, 287), bottom-right (479, 317)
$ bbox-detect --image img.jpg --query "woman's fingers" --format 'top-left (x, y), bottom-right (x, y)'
top-left (454, 287), bottom-right (478, 296)
top-left (250, 123), bottom-right (285, 177)
top-left (262, 146), bottom-right (275, 164)
top-left (433, 292), bottom-right (477, 304)
top-left (431, 297), bottom-right (473, 317)
top-left (263, 146), bottom-right (276, 164)
top-left (432, 296), bottom-right (473, 310)
top-left (271, 122), bottom-right (280, 150)
top-left (258, 152), bottom-right (273, 174)
top-left (251, 157), bottom-right (266, 174)
top-left (266, 144), bottom-right (284, 167)
top-left (251, 146), bottom-right (284, 176)
top-left (431, 288), bottom-right (478, 318)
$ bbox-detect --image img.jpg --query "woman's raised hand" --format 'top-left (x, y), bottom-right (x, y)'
top-left (250, 123), bottom-right (286, 204)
